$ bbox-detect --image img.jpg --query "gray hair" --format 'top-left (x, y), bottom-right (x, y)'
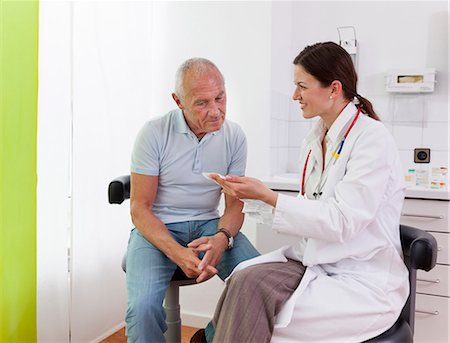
top-left (174, 58), bottom-right (225, 99)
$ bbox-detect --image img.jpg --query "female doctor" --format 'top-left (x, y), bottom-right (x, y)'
top-left (203, 42), bottom-right (409, 342)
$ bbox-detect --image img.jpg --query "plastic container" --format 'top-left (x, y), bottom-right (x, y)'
top-left (415, 169), bottom-right (429, 188)
top-left (404, 169), bottom-right (416, 188)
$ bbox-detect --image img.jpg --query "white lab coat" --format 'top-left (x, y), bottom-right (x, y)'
top-left (230, 103), bottom-right (409, 342)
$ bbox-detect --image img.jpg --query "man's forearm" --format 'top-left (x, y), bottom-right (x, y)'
top-left (217, 198), bottom-right (244, 237)
top-left (131, 207), bottom-right (182, 262)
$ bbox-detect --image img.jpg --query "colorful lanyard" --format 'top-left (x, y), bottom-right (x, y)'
top-left (301, 107), bottom-right (361, 197)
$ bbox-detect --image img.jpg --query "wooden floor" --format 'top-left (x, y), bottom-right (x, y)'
top-left (101, 326), bottom-right (199, 343)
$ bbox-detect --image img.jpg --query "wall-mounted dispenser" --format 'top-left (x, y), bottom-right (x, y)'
top-left (385, 68), bottom-right (436, 93)
top-left (337, 26), bottom-right (358, 69)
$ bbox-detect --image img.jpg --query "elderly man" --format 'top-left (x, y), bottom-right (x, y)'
top-left (126, 58), bottom-right (259, 342)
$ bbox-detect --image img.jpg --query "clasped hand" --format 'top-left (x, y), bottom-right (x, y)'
top-left (186, 233), bottom-right (229, 283)
top-left (175, 233), bottom-right (228, 283)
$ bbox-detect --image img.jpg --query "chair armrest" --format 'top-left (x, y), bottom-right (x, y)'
top-left (400, 225), bottom-right (437, 271)
top-left (108, 175), bottom-right (131, 204)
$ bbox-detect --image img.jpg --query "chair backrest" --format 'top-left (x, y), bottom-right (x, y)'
top-left (108, 175), bottom-right (131, 204)
top-left (108, 175), bottom-right (131, 272)
top-left (398, 224), bottom-right (437, 332)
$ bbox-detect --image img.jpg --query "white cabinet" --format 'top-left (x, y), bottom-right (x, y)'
top-left (415, 294), bottom-right (450, 343)
top-left (401, 198), bottom-right (450, 343)
top-left (255, 191), bottom-right (299, 254)
top-left (401, 199), bottom-right (449, 233)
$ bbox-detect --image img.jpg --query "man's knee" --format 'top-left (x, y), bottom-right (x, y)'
top-left (128, 291), bottom-right (166, 320)
top-left (126, 294), bottom-right (168, 340)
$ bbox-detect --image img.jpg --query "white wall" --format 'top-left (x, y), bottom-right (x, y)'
top-left (270, 1), bottom-right (449, 182)
top-left (37, 2), bottom-right (72, 341)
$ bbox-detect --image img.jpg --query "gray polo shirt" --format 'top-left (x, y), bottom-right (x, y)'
top-left (131, 108), bottom-right (247, 224)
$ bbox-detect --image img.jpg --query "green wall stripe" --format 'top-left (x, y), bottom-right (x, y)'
top-left (0, 0), bottom-right (39, 341)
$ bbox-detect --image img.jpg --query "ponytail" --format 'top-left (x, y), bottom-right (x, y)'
top-left (354, 94), bottom-right (380, 121)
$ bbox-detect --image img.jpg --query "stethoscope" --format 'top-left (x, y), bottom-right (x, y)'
top-left (301, 107), bottom-right (361, 199)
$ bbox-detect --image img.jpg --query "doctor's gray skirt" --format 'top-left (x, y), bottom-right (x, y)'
top-left (211, 259), bottom-right (306, 343)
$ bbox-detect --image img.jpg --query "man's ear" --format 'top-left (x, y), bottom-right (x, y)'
top-left (172, 93), bottom-right (183, 109)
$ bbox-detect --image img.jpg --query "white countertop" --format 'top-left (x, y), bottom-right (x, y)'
top-left (403, 187), bottom-right (450, 200)
top-left (262, 175), bottom-right (300, 192)
top-left (262, 174), bottom-right (450, 200)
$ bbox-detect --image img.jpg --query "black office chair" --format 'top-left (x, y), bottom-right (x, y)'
top-left (365, 224), bottom-right (438, 343)
top-left (108, 175), bottom-right (197, 343)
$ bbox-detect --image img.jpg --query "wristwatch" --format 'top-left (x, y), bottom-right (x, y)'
top-left (217, 228), bottom-right (234, 250)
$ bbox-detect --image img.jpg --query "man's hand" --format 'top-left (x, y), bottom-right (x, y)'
top-left (172, 246), bottom-right (218, 283)
top-left (187, 234), bottom-right (228, 282)
top-left (172, 247), bottom-right (203, 279)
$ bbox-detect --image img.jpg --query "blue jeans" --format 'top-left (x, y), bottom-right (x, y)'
top-left (125, 218), bottom-right (259, 343)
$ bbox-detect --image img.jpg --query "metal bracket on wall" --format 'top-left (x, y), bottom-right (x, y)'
top-left (337, 26), bottom-right (358, 70)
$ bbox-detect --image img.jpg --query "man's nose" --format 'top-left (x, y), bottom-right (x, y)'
top-left (208, 101), bottom-right (221, 115)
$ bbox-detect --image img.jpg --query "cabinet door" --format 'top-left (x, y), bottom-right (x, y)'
top-left (256, 223), bottom-right (301, 254)
top-left (255, 191), bottom-right (299, 254)
top-left (401, 199), bottom-right (449, 233)
top-left (417, 264), bottom-right (450, 297)
top-left (414, 294), bottom-right (449, 343)
top-left (432, 232), bottom-right (450, 265)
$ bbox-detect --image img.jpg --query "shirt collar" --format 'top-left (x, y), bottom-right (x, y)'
top-left (305, 102), bottom-right (358, 147)
top-left (173, 108), bottom-right (189, 133)
top-left (173, 108), bottom-right (221, 137)
top-left (326, 102), bottom-right (358, 145)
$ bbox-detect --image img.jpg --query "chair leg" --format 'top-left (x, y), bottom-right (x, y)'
top-left (164, 282), bottom-right (182, 343)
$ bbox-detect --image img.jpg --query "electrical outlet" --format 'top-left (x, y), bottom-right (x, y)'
top-left (414, 148), bottom-right (430, 163)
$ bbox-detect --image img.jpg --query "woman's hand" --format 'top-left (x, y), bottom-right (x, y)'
top-left (211, 175), bottom-right (278, 207)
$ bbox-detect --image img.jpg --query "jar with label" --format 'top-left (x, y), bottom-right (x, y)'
top-left (415, 169), bottom-right (429, 188)
top-left (404, 169), bottom-right (416, 188)
top-left (431, 167), bottom-right (448, 189)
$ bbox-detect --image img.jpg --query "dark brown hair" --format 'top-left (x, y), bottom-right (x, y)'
top-left (293, 42), bottom-right (380, 121)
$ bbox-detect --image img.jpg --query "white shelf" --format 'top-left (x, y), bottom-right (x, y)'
top-left (404, 188), bottom-right (450, 201)
top-left (262, 177), bottom-right (299, 192)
